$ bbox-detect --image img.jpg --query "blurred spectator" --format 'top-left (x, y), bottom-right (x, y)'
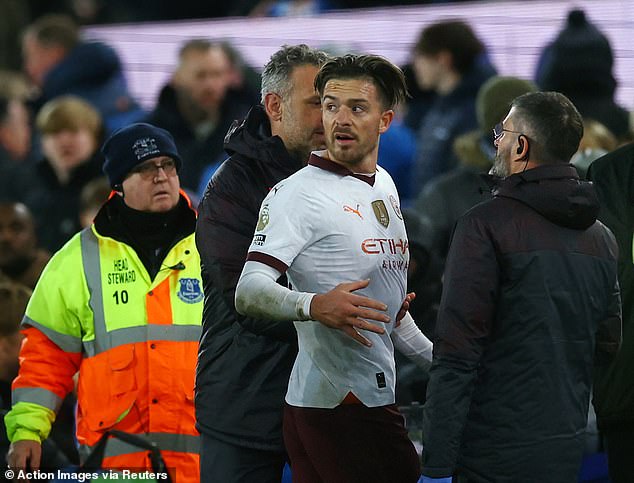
top-left (411, 20), bottom-right (496, 191)
top-left (0, 280), bottom-right (74, 474)
top-left (413, 76), bottom-right (537, 258)
top-left (401, 62), bottom-right (437, 133)
top-left (0, 70), bottom-right (35, 101)
top-left (0, 95), bottom-right (36, 201)
top-left (587, 142), bottom-right (634, 483)
top-left (0, 283), bottom-right (31, 386)
top-left (579, 119), bottom-right (619, 153)
top-left (536, 8), bottom-right (632, 142)
top-left (20, 96), bottom-right (104, 252)
top-left (0, 94), bottom-right (33, 163)
top-left (78, 176), bottom-right (111, 228)
top-left (219, 41), bottom-right (262, 107)
top-left (571, 118), bottom-right (618, 178)
top-left (0, 202), bottom-right (50, 290)
top-left (249, 0), bottom-right (336, 16)
top-left (145, 39), bottom-right (250, 191)
top-left (21, 14), bottom-right (145, 134)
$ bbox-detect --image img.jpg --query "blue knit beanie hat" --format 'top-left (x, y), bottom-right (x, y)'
top-left (101, 123), bottom-right (182, 187)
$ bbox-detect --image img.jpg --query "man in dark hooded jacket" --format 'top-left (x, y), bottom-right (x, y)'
top-left (421, 91), bottom-right (621, 483)
top-left (587, 142), bottom-right (634, 483)
top-left (194, 45), bottom-right (328, 483)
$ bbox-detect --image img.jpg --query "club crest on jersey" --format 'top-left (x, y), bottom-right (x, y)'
top-left (177, 278), bottom-right (203, 304)
top-left (388, 194), bottom-right (403, 220)
top-left (372, 200), bottom-right (390, 228)
top-left (256, 204), bottom-right (270, 231)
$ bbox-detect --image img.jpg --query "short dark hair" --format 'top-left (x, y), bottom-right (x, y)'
top-left (511, 91), bottom-right (583, 164)
top-left (414, 20), bottom-right (483, 75)
top-left (261, 44), bottom-right (329, 104)
top-left (314, 54), bottom-right (408, 111)
top-left (24, 14), bottom-right (79, 51)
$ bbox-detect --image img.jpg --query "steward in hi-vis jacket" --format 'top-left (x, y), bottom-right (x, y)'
top-left (5, 123), bottom-right (202, 483)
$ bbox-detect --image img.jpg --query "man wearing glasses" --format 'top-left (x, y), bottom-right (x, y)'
top-left (421, 92), bottom-right (622, 483)
top-left (6, 123), bottom-right (202, 482)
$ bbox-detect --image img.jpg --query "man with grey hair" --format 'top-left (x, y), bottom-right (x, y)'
top-left (195, 44), bottom-right (328, 483)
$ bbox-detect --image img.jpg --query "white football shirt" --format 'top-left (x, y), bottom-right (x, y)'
top-left (247, 152), bottom-right (409, 408)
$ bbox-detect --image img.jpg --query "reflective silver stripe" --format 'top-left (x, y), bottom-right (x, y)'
top-left (82, 325), bottom-right (201, 357)
top-left (80, 228), bottom-right (107, 357)
top-left (106, 325), bottom-right (201, 347)
top-left (21, 315), bottom-right (82, 353)
top-left (80, 228), bottom-right (201, 358)
top-left (79, 433), bottom-right (200, 460)
top-left (12, 387), bottom-right (63, 412)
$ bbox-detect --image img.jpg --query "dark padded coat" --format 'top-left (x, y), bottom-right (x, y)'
top-left (422, 164), bottom-right (621, 483)
top-left (195, 106), bottom-right (300, 451)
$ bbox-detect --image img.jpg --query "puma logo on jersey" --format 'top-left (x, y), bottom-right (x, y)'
top-left (343, 204), bottom-right (363, 219)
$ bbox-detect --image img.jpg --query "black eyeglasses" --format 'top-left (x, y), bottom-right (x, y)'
top-left (493, 122), bottom-right (523, 141)
top-left (129, 158), bottom-right (177, 180)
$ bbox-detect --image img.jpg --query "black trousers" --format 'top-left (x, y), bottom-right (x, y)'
top-left (200, 432), bottom-right (287, 483)
top-left (604, 424), bottom-right (634, 483)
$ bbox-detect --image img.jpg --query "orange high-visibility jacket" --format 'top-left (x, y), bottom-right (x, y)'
top-left (5, 217), bottom-right (202, 483)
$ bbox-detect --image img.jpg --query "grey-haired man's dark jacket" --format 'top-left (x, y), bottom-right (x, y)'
top-left (422, 164), bottom-right (621, 482)
top-left (195, 106), bottom-right (300, 451)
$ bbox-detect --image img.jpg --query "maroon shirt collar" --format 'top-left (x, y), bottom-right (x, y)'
top-left (308, 152), bottom-right (376, 186)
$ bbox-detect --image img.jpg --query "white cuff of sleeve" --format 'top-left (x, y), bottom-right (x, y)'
top-left (235, 260), bottom-right (315, 321)
top-left (391, 312), bottom-right (433, 370)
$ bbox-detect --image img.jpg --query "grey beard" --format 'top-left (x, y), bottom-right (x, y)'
top-left (489, 155), bottom-right (509, 178)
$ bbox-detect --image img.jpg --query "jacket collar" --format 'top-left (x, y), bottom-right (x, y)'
top-left (505, 163), bottom-right (579, 186)
top-left (481, 163), bottom-right (579, 192)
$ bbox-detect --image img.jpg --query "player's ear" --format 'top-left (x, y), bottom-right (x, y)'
top-left (378, 110), bottom-right (394, 134)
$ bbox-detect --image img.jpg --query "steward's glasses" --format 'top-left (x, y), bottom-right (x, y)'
top-left (130, 158), bottom-right (177, 179)
top-left (493, 122), bottom-right (523, 141)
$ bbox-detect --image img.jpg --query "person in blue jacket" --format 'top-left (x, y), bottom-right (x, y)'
top-left (22, 14), bottom-right (144, 134)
